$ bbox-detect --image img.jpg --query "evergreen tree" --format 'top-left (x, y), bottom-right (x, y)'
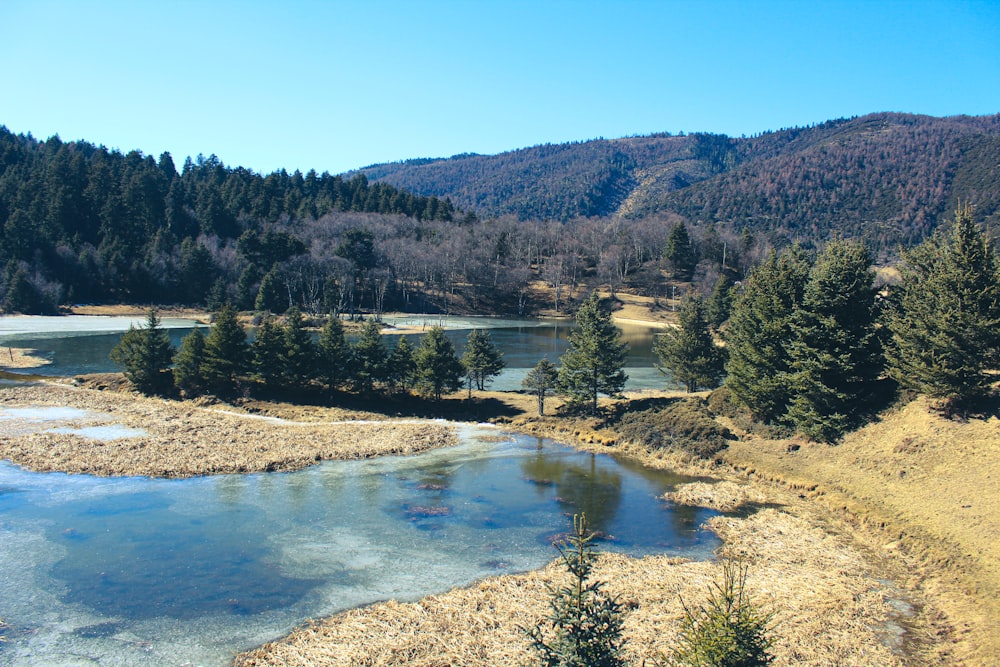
top-left (707, 274), bottom-right (734, 330)
top-left (317, 315), bottom-right (352, 390)
top-left (523, 358), bottom-right (560, 416)
top-left (414, 326), bottom-right (464, 400)
top-left (664, 222), bottom-right (697, 281)
top-left (654, 295), bottom-right (726, 393)
top-left (785, 241), bottom-right (882, 441)
top-left (525, 514), bottom-right (628, 667)
top-left (461, 328), bottom-right (505, 394)
top-left (557, 292), bottom-right (628, 414)
top-left (252, 314), bottom-right (286, 389)
top-left (281, 306), bottom-right (317, 389)
top-left (724, 247), bottom-right (811, 422)
top-left (202, 303), bottom-right (249, 394)
top-left (387, 336), bottom-right (417, 392)
top-left (352, 319), bottom-right (388, 392)
top-left (886, 206), bottom-right (1000, 409)
top-left (255, 268), bottom-right (286, 313)
top-left (109, 309), bottom-right (175, 394)
top-left (173, 327), bottom-right (207, 396)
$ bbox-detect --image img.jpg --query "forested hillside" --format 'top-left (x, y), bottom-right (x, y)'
top-left (361, 113), bottom-right (1000, 253)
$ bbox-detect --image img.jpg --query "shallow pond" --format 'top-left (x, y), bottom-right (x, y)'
top-left (0, 427), bottom-right (720, 666)
top-left (0, 315), bottom-right (673, 391)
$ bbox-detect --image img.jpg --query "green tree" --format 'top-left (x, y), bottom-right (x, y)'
top-left (281, 306), bottom-right (317, 389)
top-left (558, 293), bottom-right (628, 414)
top-left (785, 241), bottom-right (882, 441)
top-left (886, 206), bottom-right (1000, 409)
top-left (654, 295), bottom-right (726, 393)
top-left (387, 336), bottom-right (417, 392)
top-left (523, 358), bottom-right (560, 416)
top-left (317, 315), bottom-right (352, 390)
top-left (109, 309), bottom-right (175, 394)
top-left (724, 247), bottom-right (811, 423)
top-left (664, 222), bottom-right (697, 281)
top-left (706, 274), bottom-right (734, 330)
top-left (461, 328), bottom-right (505, 394)
top-left (255, 267), bottom-right (286, 313)
top-left (252, 314), bottom-right (286, 389)
top-left (414, 326), bottom-right (464, 400)
top-left (525, 514), bottom-right (628, 667)
top-left (353, 319), bottom-right (388, 392)
top-left (668, 559), bottom-right (774, 667)
top-left (202, 303), bottom-right (249, 394)
top-left (173, 327), bottom-right (207, 396)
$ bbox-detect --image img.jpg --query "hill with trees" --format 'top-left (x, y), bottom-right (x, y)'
top-left (360, 113), bottom-right (1000, 255)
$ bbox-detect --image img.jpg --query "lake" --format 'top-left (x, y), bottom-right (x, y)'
top-left (0, 314), bottom-right (674, 391)
top-left (0, 427), bottom-right (719, 666)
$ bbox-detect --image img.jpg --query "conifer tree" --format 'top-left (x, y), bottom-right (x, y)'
top-left (252, 314), bottom-right (286, 389)
top-left (664, 221), bottom-right (697, 281)
top-left (724, 247), bottom-right (811, 422)
top-left (173, 327), bottom-right (207, 396)
top-left (414, 326), bottom-right (463, 400)
top-left (317, 315), bottom-right (352, 390)
top-left (526, 514), bottom-right (628, 667)
top-left (387, 336), bottom-right (417, 392)
top-left (523, 358), bottom-right (559, 416)
top-left (706, 274), bottom-right (733, 330)
top-left (352, 319), bottom-right (388, 392)
top-left (461, 328), bottom-right (505, 393)
top-left (558, 292), bottom-right (628, 413)
top-left (109, 308), bottom-right (175, 394)
top-left (785, 241), bottom-right (882, 441)
top-left (886, 206), bottom-right (1000, 408)
top-left (254, 268), bottom-right (286, 313)
top-left (281, 306), bottom-right (317, 390)
top-left (654, 295), bottom-right (726, 393)
top-left (202, 303), bottom-right (249, 394)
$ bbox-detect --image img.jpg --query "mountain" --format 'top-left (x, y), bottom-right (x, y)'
top-left (359, 113), bottom-right (1000, 251)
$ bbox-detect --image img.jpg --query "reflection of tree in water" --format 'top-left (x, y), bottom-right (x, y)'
top-left (521, 444), bottom-right (622, 534)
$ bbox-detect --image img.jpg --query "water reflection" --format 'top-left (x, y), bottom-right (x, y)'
top-left (0, 429), bottom-right (719, 667)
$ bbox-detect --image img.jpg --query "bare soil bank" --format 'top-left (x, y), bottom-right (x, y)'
top-left (0, 380), bottom-right (456, 478)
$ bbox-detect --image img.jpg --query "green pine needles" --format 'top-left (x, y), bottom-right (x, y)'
top-left (526, 514), bottom-right (629, 667)
top-left (667, 559), bottom-right (774, 667)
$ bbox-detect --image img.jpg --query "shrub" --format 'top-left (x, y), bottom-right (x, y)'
top-left (617, 398), bottom-right (732, 459)
top-left (667, 559), bottom-right (774, 667)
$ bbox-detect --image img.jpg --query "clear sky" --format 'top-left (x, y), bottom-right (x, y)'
top-left (2, 0), bottom-right (998, 176)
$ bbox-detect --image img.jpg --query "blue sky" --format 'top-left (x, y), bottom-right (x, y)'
top-left (2, 1), bottom-right (998, 175)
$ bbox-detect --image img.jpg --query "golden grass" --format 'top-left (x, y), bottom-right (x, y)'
top-left (0, 347), bottom-right (51, 369)
top-left (0, 381), bottom-right (455, 478)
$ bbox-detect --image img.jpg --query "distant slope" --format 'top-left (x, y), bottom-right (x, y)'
top-left (360, 113), bottom-right (1000, 249)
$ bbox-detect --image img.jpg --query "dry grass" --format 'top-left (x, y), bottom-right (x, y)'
top-left (664, 480), bottom-right (769, 512)
top-left (0, 347), bottom-right (51, 369)
top-left (0, 381), bottom-right (456, 478)
top-left (236, 508), bottom-right (904, 667)
top-left (722, 395), bottom-right (1000, 665)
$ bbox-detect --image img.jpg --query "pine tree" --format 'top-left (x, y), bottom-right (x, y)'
top-left (387, 336), bottom-right (417, 392)
top-left (785, 241), bottom-right (882, 441)
top-left (173, 327), bottom-right (207, 395)
top-left (109, 308), bottom-right (175, 394)
top-left (724, 247), bottom-right (811, 423)
top-left (353, 319), bottom-right (388, 392)
top-left (558, 292), bottom-right (628, 414)
top-left (414, 326), bottom-right (464, 400)
top-left (523, 358), bottom-right (560, 416)
top-left (664, 222), bottom-right (697, 281)
top-left (886, 206), bottom-right (1000, 409)
top-left (654, 295), bottom-right (726, 393)
top-left (706, 274), bottom-right (733, 330)
top-left (525, 514), bottom-right (628, 667)
top-left (317, 315), bottom-right (352, 390)
top-left (252, 314), bottom-right (286, 390)
top-left (461, 328), bottom-right (505, 393)
top-left (281, 306), bottom-right (317, 390)
top-left (202, 303), bottom-right (249, 394)
top-left (254, 268), bottom-right (286, 313)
